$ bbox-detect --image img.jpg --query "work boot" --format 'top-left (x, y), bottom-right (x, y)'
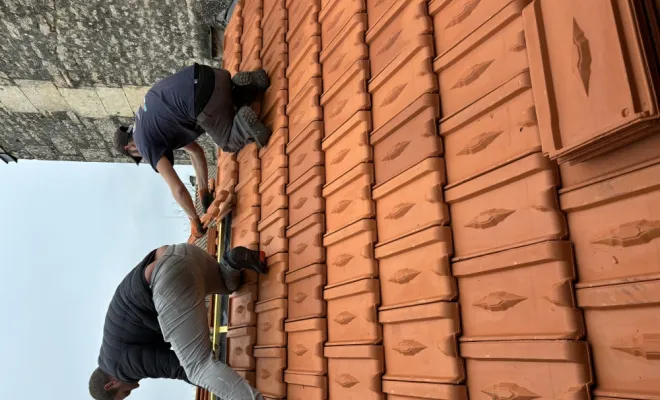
top-left (235, 106), bottom-right (272, 148)
top-left (225, 246), bottom-right (268, 275)
top-left (232, 84), bottom-right (259, 109)
top-left (219, 261), bottom-right (242, 292)
top-left (232, 69), bottom-right (270, 91)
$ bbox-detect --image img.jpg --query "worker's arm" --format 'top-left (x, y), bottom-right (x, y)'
top-left (118, 345), bottom-right (191, 384)
top-left (183, 142), bottom-right (208, 192)
top-left (183, 142), bottom-right (214, 212)
top-left (156, 156), bottom-right (205, 236)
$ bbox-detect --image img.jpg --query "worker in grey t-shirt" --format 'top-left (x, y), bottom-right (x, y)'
top-left (113, 64), bottom-right (271, 236)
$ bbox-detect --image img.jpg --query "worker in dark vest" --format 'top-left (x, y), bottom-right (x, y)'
top-left (89, 244), bottom-right (268, 400)
top-left (113, 64), bottom-right (271, 237)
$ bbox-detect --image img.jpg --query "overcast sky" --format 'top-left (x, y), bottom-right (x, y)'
top-left (0, 160), bottom-right (197, 400)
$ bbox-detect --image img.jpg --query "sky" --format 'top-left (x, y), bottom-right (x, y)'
top-left (0, 160), bottom-right (197, 400)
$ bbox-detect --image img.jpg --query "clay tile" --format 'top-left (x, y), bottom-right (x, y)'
top-left (577, 279), bottom-right (660, 308)
top-left (284, 317), bottom-right (326, 333)
top-left (576, 280), bottom-right (660, 397)
top-left (324, 345), bottom-right (385, 399)
top-left (525, 0), bottom-right (660, 164)
top-left (320, 13), bottom-right (368, 93)
top-left (382, 380), bottom-right (467, 400)
top-left (322, 111), bottom-right (373, 185)
top-left (254, 298), bottom-right (287, 348)
top-left (263, 0), bottom-right (285, 19)
top-left (287, 0), bottom-right (320, 23)
top-left (364, 0), bottom-right (396, 29)
top-left (428, 0), bottom-right (510, 57)
top-left (285, 213), bottom-right (326, 272)
top-left (284, 373), bottom-right (327, 400)
top-left (372, 157), bottom-right (448, 243)
top-left (285, 0), bottom-right (321, 62)
top-left (286, 121), bottom-right (324, 184)
top-left (200, 213), bottom-right (213, 225)
top-left (323, 219), bottom-right (378, 287)
top-left (285, 264), bottom-right (326, 321)
top-left (561, 163), bottom-right (660, 286)
top-left (370, 93), bottom-right (441, 185)
top-left (206, 204), bottom-right (220, 218)
top-left (319, 60), bottom-right (370, 137)
top-left (237, 163), bottom-right (261, 196)
top-left (286, 165), bottom-right (325, 226)
top-left (365, 0), bottom-right (432, 78)
top-left (284, 318), bottom-right (328, 376)
top-left (375, 226), bottom-right (454, 309)
top-left (368, 35), bottom-right (436, 130)
top-left (262, 7), bottom-right (287, 52)
top-left (324, 344), bottom-right (383, 359)
top-left (319, 0), bottom-right (366, 48)
top-left (258, 253), bottom-right (288, 302)
top-left (379, 302), bottom-right (462, 383)
top-left (287, 36), bottom-right (322, 101)
top-left (286, 78), bottom-right (323, 140)
top-left (324, 278), bottom-right (381, 345)
top-left (439, 71), bottom-right (538, 186)
top-left (226, 326), bottom-right (257, 370)
top-left (322, 163), bottom-right (375, 234)
top-left (258, 168), bottom-right (288, 220)
top-left (229, 283), bottom-right (258, 328)
top-left (454, 240), bottom-right (584, 340)
top-left (257, 209), bottom-right (288, 257)
top-left (433, 0), bottom-right (528, 119)
top-left (461, 341), bottom-right (593, 400)
top-left (261, 89), bottom-right (288, 132)
top-left (231, 207), bottom-right (261, 250)
top-left (444, 153), bottom-right (566, 260)
top-left (461, 340), bottom-right (591, 364)
top-left (237, 142), bottom-right (260, 163)
top-left (258, 128), bottom-right (288, 181)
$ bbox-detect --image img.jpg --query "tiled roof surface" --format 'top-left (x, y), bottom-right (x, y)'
top-left (203, 0), bottom-right (660, 398)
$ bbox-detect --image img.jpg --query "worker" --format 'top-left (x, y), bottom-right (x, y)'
top-left (88, 244), bottom-right (268, 400)
top-left (113, 64), bottom-right (271, 237)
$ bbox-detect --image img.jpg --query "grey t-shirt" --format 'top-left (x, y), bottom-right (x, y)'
top-left (133, 65), bottom-right (202, 172)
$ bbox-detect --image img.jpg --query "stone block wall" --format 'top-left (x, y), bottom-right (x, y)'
top-left (0, 0), bottom-right (233, 164)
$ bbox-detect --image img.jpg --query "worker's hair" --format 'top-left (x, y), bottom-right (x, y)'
top-left (113, 125), bottom-right (142, 165)
top-left (89, 368), bottom-right (117, 400)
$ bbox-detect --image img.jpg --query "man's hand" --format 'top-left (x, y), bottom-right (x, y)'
top-left (199, 188), bottom-right (214, 213)
top-left (200, 213), bottom-right (213, 229)
top-left (191, 217), bottom-right (207, 238)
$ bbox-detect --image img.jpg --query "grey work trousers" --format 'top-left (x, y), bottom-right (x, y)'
top-left (197, 68), bottom-right (252, 153)
top-left (150, 243), bottom-right (263, 400)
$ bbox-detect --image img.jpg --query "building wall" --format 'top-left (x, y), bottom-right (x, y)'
top-left (0, 0), bottom-right (231, 163)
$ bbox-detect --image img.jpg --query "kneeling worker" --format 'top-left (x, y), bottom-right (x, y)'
top-left (114, 64), bottom-right (271, 236)
top-left (89, 244), bottom-right (268, 400)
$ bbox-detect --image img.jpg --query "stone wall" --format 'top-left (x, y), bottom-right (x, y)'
top-left (0, 0), bottom-right (232, 164)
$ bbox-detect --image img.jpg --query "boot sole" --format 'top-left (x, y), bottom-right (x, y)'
top-left (252, 70), bottom-right (270, 90)
top-left (236, 108), bottom-right (272, 148)
top-left (233, 70), bottom-right (270, 91)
